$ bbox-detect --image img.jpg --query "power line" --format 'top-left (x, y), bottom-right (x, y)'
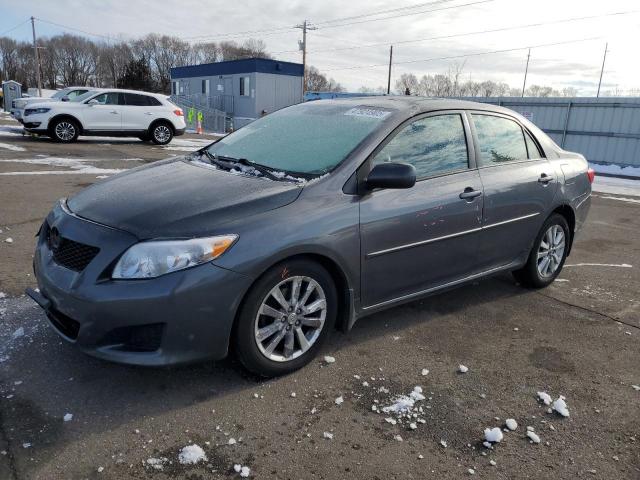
top-left (313, 0), bottom-right (457, 26)
top-left (0, 18), bottom-right (30, 37)
top-left (315, 0), bottom-right (495, 30)
top-left (273, 9), bottom-right (640, 55)
top-left (34, 17), bottom-right (117, 41)
top-left (322, 36), bottom-right (603, 72)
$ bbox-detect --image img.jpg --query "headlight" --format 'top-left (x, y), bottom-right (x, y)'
top-left (25, 107), bottom-right (50, 116)
top-left (112, 235), bottom-right (238, 279)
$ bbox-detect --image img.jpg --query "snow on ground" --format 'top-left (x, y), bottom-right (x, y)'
top-left (484, 427), bottom-right (503, 443)
top-left (323, 355), bottom-right (336, 364)
top-left (145, 457), bottom-right (169, 471)
top-left (177, 444), bottom-right (207, 465)
top-left (458, 364), bottom-right (469, 373)
top-left (598, 195), bottom-right (640, 204)
top-left (0, 142), bottom-right (26, 152)
top-left (526, 430), bottom-right (541, 444)
top-left (552, 396), bottom-right (570, 417)
top-left (537, 391), bottom-right (552, 405)
top-left (590, 162), bottom-right (640, 178)
top-left (505, 418), bottom-right (518, 431)
top-left (564, 263), bottom-right (632, 268)
top-left (0, 157), bottom-right (141, 176)
top-left (592, 176), bottom-right (640, 196)
top-left (160, 137), bottom-right (220, 152)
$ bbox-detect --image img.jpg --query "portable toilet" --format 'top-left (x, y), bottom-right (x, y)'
top-left (2, 80), bottom-right (22, 112)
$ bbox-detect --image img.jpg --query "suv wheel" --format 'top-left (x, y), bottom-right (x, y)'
top-left (235, 260), bottom-right (337, 377)
top-left (513, 213), bottom-right (570, 288)
top-left (50, 118), bottom-right (79, 143)
top-left (150, 122), bottom-right (173, 145)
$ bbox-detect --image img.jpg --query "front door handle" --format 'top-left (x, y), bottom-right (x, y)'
top-left (459, 188), bottom-right (482, 200)
top-left (538, 173), bottom-right (554, 183)
top-left (109, 110), bottom-right (119, 114)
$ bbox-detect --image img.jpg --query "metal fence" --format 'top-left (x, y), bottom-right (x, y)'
top-left (170, 94), bottom-right (229, 133)
top-left (466, 97), bottom-right (640, 167)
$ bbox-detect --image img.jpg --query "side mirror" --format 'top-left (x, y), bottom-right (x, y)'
top-left (61, 96), bottom-right (70, 102)
top-left (87, 99), bottom-right (99, 105)
top-left (366, 162), bottom-right (416, 190)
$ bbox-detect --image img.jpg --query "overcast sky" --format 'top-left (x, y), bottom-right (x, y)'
top-left (2, 0), bottom-right (639, 94)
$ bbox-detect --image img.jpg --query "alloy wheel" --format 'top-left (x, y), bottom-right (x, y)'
top-left (254, 276), bottom-right (327, 362)
top-left (537, 225), bottom-right (566, 278)
top-left (154, 125), bottom-right (171, 143)
top-left (55, 122), bottom-right (76, 141)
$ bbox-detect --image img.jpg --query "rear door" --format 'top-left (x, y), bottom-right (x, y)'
top-left (121, 93), bottom-right (161, 131)
top-left (81, 92), bottom-right (124, 131)
top-left (359, 111), bottom-right (484, 309)
top-left (469, 112), bottom-right (558, 270)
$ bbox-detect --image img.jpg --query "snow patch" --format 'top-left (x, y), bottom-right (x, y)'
top-left (0, 142), bottom-right (26, 152)
top-left (146, 457), bottom-right (168, 471)
top-left (552, 396), bottom-right (570, 417)
top-left (323, 432), bottom-right (333, 439)
top-left (323, 355), bottom-right (335, 364)
top-left (63, 413), bottom-right (73, 422)
top-left (334, 395), bottom-right (344, 405)
top-left (537, 391), bottom-right (552, 405)
top-left (484, 427), bottom-right (503, 443)
top-left (505, 418), bottom-right (518, 431)
top-left (178, 444), bottom-right (207, 465)
top-left (526, 430), bottom-right (541, 444)
top-left (458, 364), bottom-right (469, 373)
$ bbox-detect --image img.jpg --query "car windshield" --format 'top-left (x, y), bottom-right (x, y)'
top-left (205, 102), bottom-right (393, 175)
top-left (72, 90), bottom-right (98, 102)
top-left (51, 89), bottom-right (70, 99)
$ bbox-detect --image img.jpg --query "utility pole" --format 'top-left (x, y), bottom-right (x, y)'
top-left (296, 20), bottom-right (316, 98)
top-left (596, 42), bottom-right (608, 98)
top-left (30, 16), bottom-right (43, 97)
top-left (521, 48), bottom-right (530, 97)
top-left (387, 45), bottom-right (393, 94)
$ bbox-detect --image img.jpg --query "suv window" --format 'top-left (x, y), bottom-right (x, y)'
top-left (472, 114), bottom-right (527, 165)
top-left (67, 89), bottom-right (88, 99)
top-left (91, 92), bottom-right (124, 105)
top-left (524, 130), bottom-right (542, 159)
top-left (372, 114), bottom-right (469, 179)
top-left (124, 93), bottom-right (160, 106)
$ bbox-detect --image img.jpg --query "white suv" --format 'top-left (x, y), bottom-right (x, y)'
top-left (22, 89), bottom-right (186, 145)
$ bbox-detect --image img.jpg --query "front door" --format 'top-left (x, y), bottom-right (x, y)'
top-left (81, 92), bottom-right (124, 131)
top-left (360, 112), bottom-right (483, 309)
top-left (469, 112), bottom-right (558, 270)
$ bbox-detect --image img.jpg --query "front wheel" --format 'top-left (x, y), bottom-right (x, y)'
top-left (150, 122), bottom-right (173, 145)
top-left (50, 118), bottom-right (79, 143)
top-left (513, 213), bottom-right (570, 288)
top-left (234, 260), bottom-right (337, 377)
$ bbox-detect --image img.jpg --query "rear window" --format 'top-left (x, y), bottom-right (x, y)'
top-left (472, 114), bottom-right (527, 165)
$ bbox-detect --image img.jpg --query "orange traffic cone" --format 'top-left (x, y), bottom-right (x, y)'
top-left (196, 118), bottom-right (203, 135)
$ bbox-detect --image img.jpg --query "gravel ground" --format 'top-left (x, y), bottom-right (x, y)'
top-left (0, 114), bottom-right (638, 479)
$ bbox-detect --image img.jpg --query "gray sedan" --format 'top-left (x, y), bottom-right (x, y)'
top-left (27, 97), bottom-right (593, 376)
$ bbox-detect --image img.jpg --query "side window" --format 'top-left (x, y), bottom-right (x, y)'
top-left (67, 89), bottom-right (87, 99)
top-left (372, 114), bottom-right (469, 179)
top-left (147, 96), bottom-right (162, 106)
top-left (90, 92), bottom-right (121, 105)
top-left (524, 130), bottom-right (543, 159)
top-left (239, 77), bottom-right (250, 96)
top-left (472, 114), bottom-right (528, 165)
top-left (124, 93), bottom-right (153, 106)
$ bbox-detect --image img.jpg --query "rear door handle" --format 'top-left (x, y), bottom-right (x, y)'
top-left (144, 112), bottom-right (153, 115)
top-left (110, 110), bottom-right (119, 114)
top-left (538, 173), bottom-right (554, 183)
top-left (459, 188), bottom-right (482, 200)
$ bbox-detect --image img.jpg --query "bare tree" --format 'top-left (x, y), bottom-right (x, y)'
top-left (395, 73), bottom-right (419, 95)
top-left (306, 66), bottom-right (343, 92)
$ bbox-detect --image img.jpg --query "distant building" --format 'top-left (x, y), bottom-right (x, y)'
top-left (170, 58), bottom-right (303, 131)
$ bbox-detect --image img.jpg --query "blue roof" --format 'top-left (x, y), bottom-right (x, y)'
top-left (171, 58), bottom-right (303, 79)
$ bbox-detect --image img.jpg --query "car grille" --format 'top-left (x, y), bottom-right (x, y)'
top-left (45, 224), bottom-right (100, 272)
top-left (47, 308), bottom-right (81, 340)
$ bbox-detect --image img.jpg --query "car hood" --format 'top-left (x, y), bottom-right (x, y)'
top-left (67, 158), bottom-right (303, 239)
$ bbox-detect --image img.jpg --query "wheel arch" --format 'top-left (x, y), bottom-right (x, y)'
top-left (551, 204), bottom-right (576, 255)
top-left (230, 252), bottom-right (356, 347)
top-left (48, 114), bottom-right (84, 134)
top-left (148, 118), bottom-right (175, 134)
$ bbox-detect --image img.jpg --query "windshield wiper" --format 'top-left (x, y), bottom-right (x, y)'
top-left (204, 153), bottom-right (286, 182)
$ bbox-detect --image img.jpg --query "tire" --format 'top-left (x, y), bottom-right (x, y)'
top-left (149, 122), bottom-right (173, 145)
top-left (234, 259), bottom-right (337, 377)
top-left (49, 118), bottom-right (79, 143)
top-left (513, 213), bottom-right (570, 288)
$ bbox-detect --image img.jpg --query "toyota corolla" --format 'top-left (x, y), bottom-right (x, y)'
top-left (27, 97), bottom-right (593, 377)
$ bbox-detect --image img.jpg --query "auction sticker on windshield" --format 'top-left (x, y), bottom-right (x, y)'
top-left (344, 107), bottom-right (392, 119)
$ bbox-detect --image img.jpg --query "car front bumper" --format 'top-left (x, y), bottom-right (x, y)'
top-left (29, 202), bottom-right (252, 366)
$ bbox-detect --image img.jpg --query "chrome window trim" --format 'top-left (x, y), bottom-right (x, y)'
top-left (366, 212), bottom-right (540, 258)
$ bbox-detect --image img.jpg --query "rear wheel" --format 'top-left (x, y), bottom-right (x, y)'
top-left (513, 213), bottom-right (570, 288)
top-left (150, 122), bottom-right (173, 145)
top-left (50, 118), bottom-right (79, 143)
top-left (234, 260), bottom-right (337, 377)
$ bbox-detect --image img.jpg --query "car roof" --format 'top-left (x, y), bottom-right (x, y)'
top-left (97, 88), bottom-right (165, 98)
top-left (314, 95), bottom-right (517, 117)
